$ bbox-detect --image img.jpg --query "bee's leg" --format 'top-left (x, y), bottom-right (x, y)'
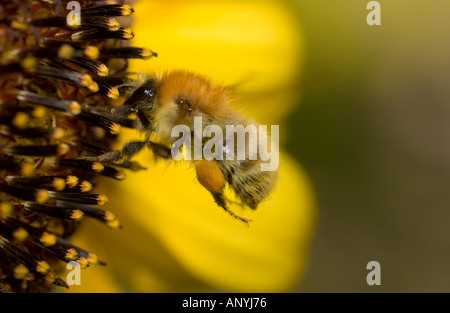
top-left (145, 141), bottom-right (172, 160)
top-left (222, 196), bottom-right (247, 210)
top-left (212, 193), bottom-right (251, 225)
top-left (79, 141), bottom-right (147, 163)
top-left (80, 141), bottom-right (171, 163)
top-left (195, 159), bottom-right (251, 225)
top-left (111, 106), bottom-right (153, 132)
top-left (136, 110), bottom-right (152, 130)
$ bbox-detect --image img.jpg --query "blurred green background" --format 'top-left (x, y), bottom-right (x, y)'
top-left (288, 0), bottom-right (450, 292)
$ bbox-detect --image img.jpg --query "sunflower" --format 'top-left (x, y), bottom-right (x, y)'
top-left (0, 0), bottom-right (316, 293)
top-left (68, 0), bottom-right (317, 293)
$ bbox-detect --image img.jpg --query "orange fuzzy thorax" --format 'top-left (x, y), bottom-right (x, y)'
top-left (157, 70), bottom-right (232, 118)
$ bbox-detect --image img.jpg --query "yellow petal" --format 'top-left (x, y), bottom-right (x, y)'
top-left (84, 132), bottom-right (316, 292)
top-left (130, 0), bottom-right (304, 124)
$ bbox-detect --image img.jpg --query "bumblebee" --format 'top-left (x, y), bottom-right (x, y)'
top-left (91, 70), bottom-right (278, 224)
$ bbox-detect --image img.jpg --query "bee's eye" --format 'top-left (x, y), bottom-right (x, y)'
top-left (176, 97), bottom-right (193, 115)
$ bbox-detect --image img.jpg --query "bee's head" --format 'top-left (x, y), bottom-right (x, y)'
top-left (154, 70), bottom-right (232, 133)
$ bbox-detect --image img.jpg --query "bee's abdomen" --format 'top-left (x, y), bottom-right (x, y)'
top-left (218, 160), bottom-right (278, 210)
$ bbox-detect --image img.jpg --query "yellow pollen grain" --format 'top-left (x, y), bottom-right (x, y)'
top-left (97, 63), bottom-right (109, 77)
top-left (11, 20), bottom-right (27, 31)
top-left (66, 175), bottom-right (79, 188)
top-left (109, 122), bottom-right (121, 134)
top-left (40, 232), bottom-right (56, 246)
top-left (52, 177), bottom-right (66, 191)
top-left (52, 127), bottom-right (65, 139)
top-left (36, 189), bottom-right (49, 204)
top-left (106, 218), bottom-right (121, 229)
top-left (77, 257), bottom-right (89, 269)
top-left (12, 228), bottom-right (28, 242)
top-left (20, 56), bottom-right (37, 72)
top-left (107, 18), bottom-right (120, 31)
top-left (87, 253), bottom-right (98, 265)
top-left (32, 106), bottom-right (46, 118)
top-left (2, 48), bottom-right (17, 62)
top-left (70, 209), bottom-right (84, 221)
top-left (44, 272), bottom-right (56, 283)
top-left (104, 211), bottom-right (115, 221)
top-left (92, 162), bottom-right (104, 172)
top-left (14, 264), bottom-right (30, 280)
top-left (121, 28), bottom-right (134, 39)
top-left (80, 181), bottom-right (92, 192)
top-left (0, 202), bottom-right (12, 217)
top-left (65, 248), bottom-right (78, 261)
top-left (80, 74), bottom-right (99, 92)
top-left (36, 261), bottom-right (50, 274)
top-left (140, 47), bottom-right (153, 59)
top-left (20, 162), bottom-right (35, 176)
top-left (84, 46), bottom-right (99, 59)
top-left (58, 44), bottom-right (74, 59)
top-left (107, 87), bottom-right (119, 99)
top-left (69, 101), bottom-right (82, 114)
top-left (57, 143), bottom-right (70, 156)
top-left (97, 194), bottom-right (108, 206)
top-left (12, 112), bottom-right (29, 129)
top-left (121, 5), bottom-right (133, 16)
